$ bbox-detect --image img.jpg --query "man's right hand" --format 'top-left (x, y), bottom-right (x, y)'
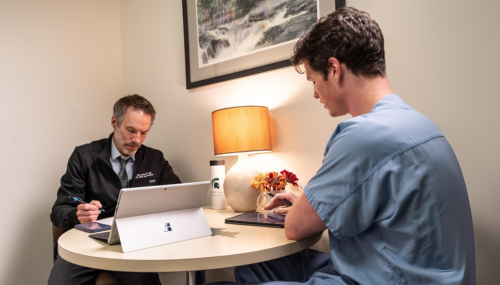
top-left (76, 200), bottom-right (102, 223)
top-left (264, 192), bottom-right (298, 215)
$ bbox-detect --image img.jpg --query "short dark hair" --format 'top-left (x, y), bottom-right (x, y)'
top-left (113, 94), bottom-right (156, 127)
top-left (291, 7), bottom-right (386, 79)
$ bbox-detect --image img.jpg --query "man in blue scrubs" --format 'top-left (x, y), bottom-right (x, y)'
top-left (228, 7), bottom-right (476, 285)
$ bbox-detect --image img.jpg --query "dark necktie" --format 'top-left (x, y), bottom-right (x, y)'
top-left (118, 157), bottom-right (130, 189)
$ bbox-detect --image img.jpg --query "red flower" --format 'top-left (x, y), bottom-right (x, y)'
top-left (280, 170), bottom-right (298, 186)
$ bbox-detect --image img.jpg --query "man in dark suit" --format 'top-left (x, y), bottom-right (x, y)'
top-left (49, 94), bottom-right (181, 285)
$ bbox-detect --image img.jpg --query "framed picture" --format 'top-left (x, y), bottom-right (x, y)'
top-left (182, 0), bottom-right (346, 89)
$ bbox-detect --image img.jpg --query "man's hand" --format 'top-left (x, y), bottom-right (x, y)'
top-left (264, 192), bottom-right (298, 215)
top-left (76, 200), bottom-right (102, 223)
top-left (265, 192), bottom-right (327, 240)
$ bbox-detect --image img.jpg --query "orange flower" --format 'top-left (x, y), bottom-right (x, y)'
top-left (251, 172), bottom-right (268, 191)
top-left (264, 172), bottom-right (281, 191)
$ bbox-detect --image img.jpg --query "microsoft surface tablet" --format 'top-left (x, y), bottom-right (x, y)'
top-left (89, 181), bottom-right (210, 245)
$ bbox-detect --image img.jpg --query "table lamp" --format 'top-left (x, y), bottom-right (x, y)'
top-left (212, 106), bottom-right (272, 212)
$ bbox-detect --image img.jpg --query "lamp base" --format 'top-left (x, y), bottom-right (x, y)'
top-left (223, 154), bottom-right (260, 212)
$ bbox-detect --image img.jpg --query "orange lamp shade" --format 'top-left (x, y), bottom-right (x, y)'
top-left (212, 106), bottom-right (272, 155)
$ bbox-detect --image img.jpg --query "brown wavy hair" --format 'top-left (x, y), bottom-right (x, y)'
top-left (290, 7), bottom-right (386, 79)
top-left (113, 94), bottom-right (156, 127)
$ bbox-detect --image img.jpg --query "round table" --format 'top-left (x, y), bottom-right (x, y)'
top-left (58, 207), bottom-right (322, 273)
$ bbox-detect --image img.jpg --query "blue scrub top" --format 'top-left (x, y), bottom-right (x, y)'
top-left (305, 94), bottom-right (475, 285)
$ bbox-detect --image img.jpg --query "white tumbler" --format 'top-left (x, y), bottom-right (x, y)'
top-left (210, 160), bottom-right (226, 210)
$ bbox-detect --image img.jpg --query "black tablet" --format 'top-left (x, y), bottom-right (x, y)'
top-left (225, 212), bottom-right (285, 228)
top-left (75, 222), bottom-right (111, 233)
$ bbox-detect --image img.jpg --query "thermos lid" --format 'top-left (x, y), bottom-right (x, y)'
top-left (210, 160), bottom-right (225, 166)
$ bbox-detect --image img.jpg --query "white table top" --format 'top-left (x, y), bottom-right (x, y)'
top-left (58, 207), bottom-right (322, 272)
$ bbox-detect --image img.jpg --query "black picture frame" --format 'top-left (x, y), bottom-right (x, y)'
top-left (182, 0), bottom-right (346, 89)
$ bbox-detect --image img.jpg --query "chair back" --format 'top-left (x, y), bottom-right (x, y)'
top-left (52, 224), bottom-right (64, 262)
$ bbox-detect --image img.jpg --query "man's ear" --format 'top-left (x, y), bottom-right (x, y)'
top-left (327, 57), bottom-right (342, 82)
top-left (111, 116), bottom-right (117, 129)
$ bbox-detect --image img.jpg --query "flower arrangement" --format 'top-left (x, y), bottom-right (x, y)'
top-left (251, 170), bottom-right (299, 192)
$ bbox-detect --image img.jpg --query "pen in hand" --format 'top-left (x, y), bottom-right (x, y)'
top-left (69, 196), bottom-right (105, 212)
top-left (267, 192), bottom-right (293, 206)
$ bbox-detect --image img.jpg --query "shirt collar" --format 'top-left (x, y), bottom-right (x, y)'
top-left (111, 137), bottom-right (135, 161)
top-left (370, 94), bottom-right (413, 113)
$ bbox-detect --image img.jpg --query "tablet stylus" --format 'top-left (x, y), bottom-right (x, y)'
top-left (69, 196), bottom-right (105, 211)
top-left (267, 192), bottom-right (293, 206)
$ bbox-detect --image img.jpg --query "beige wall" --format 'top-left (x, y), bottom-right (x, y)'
top-left (0, 0), bottom-right (123, 283)
top-left (442, 1), bottom-right (500, 282)
top-left (0, 0), bottom-right (498, 284)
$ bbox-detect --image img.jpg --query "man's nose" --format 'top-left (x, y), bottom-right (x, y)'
top-left (132, 133), bottom-right (142, 143)
top-left (313, 90), bottom-right (319, 99)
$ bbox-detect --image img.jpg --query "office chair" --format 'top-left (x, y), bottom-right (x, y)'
top-left (52, 223), bottom-right (123, 285)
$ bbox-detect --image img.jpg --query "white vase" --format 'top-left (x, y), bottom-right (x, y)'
top-left (223, 154), bottom-right (261, 212)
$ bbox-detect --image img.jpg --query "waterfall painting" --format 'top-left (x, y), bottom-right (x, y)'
top-left (196, 0), bottom-right (318, 67)
top-left (182, 0), bottom-right (339, 89)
